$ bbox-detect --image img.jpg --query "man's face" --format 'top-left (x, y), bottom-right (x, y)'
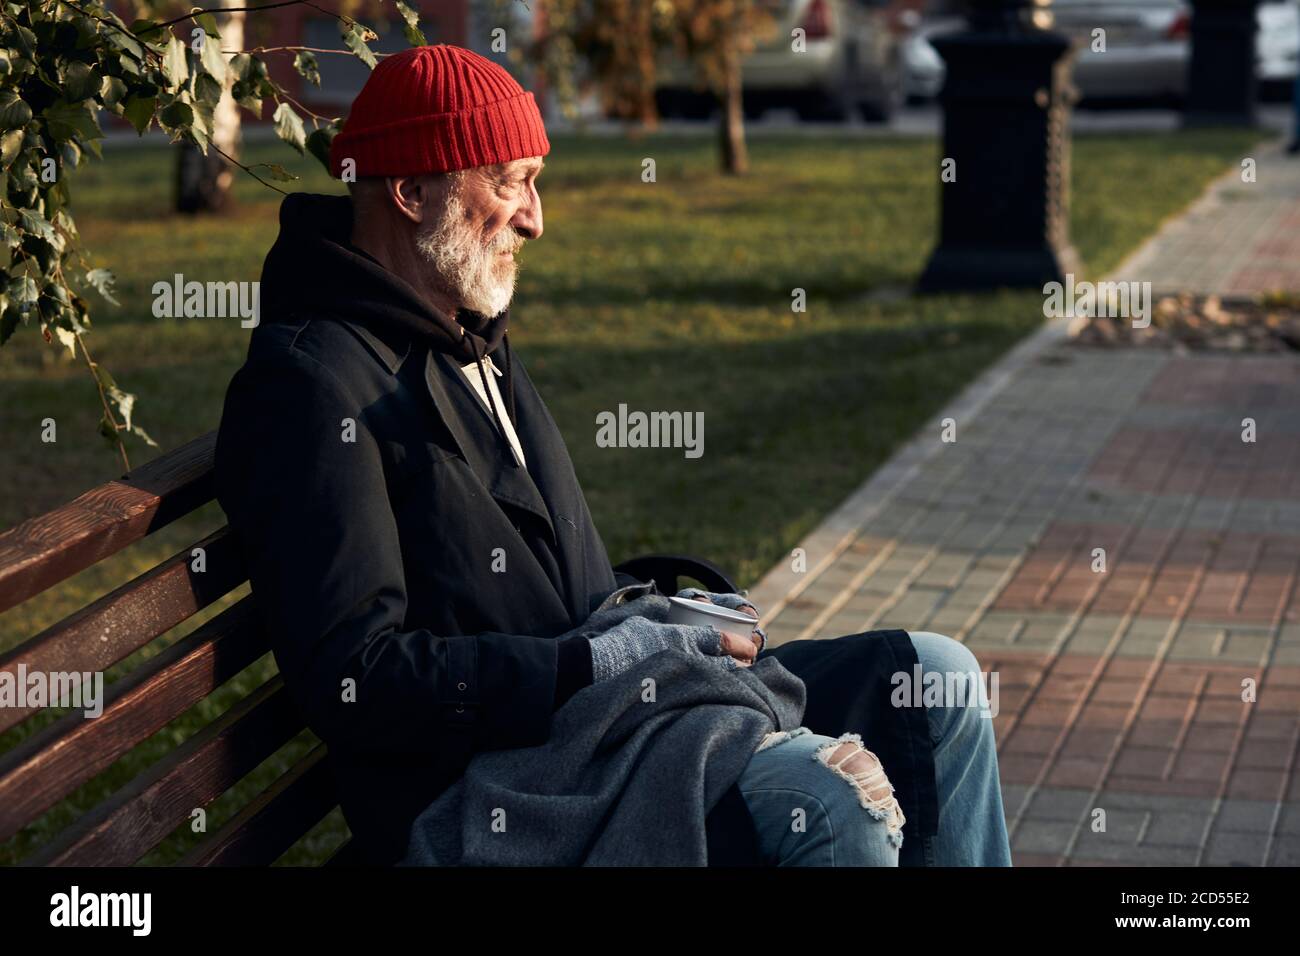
top-left (416, 157), bottom-right (545, 319)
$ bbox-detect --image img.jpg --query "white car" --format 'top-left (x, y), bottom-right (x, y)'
top-left (903, 1), bottom-right (1298, 104)
top-left (655, 0), bottom-right (905, 122)
top-left (1258, 0), bottom-right (1300, 89)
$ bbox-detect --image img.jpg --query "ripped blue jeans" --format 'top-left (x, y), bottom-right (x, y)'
top-left (736, 631), bottom-right (1012, 866)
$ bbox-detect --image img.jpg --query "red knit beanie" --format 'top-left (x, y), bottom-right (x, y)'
top-left (328, 45), bottom-right (550, 178)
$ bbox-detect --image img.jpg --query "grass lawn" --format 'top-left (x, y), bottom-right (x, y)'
top-left (0, 126), bottom-right (1262, 864)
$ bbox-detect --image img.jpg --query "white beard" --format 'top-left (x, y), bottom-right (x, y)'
top-left (416, 190), bottom-right (521, 318)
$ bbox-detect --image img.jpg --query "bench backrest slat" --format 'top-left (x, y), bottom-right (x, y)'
top-left (2, 430), bottom-right (349, 866)
top-left (179, 745), bottom-right (338, 867)
top-left (0, 598), bottom-right (265, 842)
top-left (0, 432), bottom-right (217, 615)
top-left (26, 677), bottom-right (303, 866)
top-left (0, 527), bottom-right (247, 736)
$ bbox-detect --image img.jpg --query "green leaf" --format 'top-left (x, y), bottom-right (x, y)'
top-left (9, 274), bottom-right (38, 316)
top-left (0, 301), bottom-right (16, 345)
top-left (84, 268), bottom-right (119, 306)
top-left (293, 51), bottom-right (320, 87)
top-left (191, 10), bottom-right (222, 40)
top-left (198, 26), bottom-right (227, 83)
top-left (273, 101), bottom-right (306, 154)
top-left (54, 323), bottom-right (77, 355)
top-left (162, 36), bottom-right (189, 87)
top-left (341, 21), bottom-right (378, 70)
top-left (305, 124), bottom-right (338, 170)
top-left (98, 413), bottom-right (120, 446)
top-left (188, 99), bottom-right (213, 151)
top-left (128, 19), bottom-right (161, 38)
top-left (12, 25), bottom-right (37, 58)
top-left (122, 95), bottom-right (156, 134)
top-left (258, 162), bottom-right (299, 182)
top-left (158, 99), bottom-right (193, 134)
top-left (131, 423), bottom-right (160, 449)
top-left (43, 101), bottom-right (103, 142)
top-left (0, 128), bottom-right (23, 166)
top-left (105, 382), bottom-right (136, 431)
top-left (194, 72), bottom-right (223, 107)
top-left (64, 61), bottom-right (100, 101)
top-left (229, 53), bottom-right (255, 82)
top-left (100, 75), bottom-right (128, 108)
top-left (0, 91), bottom-right (33, 131)
top-left (230, 56), bottom-right (268, 115)
top-left (395, 1), bottom-right (427, 46)
top-left (17, 208), bottom-right (57, 245)
top-left (231, 81), bottom-right (261, 117)
top-left (70, 13), bottom-right (100, 50)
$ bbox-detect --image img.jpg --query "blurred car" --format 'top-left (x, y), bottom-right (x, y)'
top-left (900, 14), bottom-right (959, 102)
top-left (1058, 0), bottom-right (1189, 101)
top-left (655, 0), bottom-right (905, 122)
top-left (903, 1), bottom-right (1298, 104)
top-left (1258, 0), bottom-right (1300, 94)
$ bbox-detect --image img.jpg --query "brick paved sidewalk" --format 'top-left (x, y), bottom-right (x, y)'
top-left (748, 141), bottom-right (1300, 866)
top-left (1110, 141), bottom-right (1300, 299)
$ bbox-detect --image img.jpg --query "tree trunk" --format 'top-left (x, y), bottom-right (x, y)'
top-left (176, 7), bottom-right (245, 214)
top-left (718, 39), bottom-right (748, 175)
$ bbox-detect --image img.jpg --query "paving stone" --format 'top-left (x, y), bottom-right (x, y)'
top-left (1070, 841), bottom-right (1199, 866)
top-left (1203, 830), bottom-right (1271, 866)
top-left (1214, 799), bottom-right (1280, 834)
top-left (1012, 820), bottom-right (1075, 855)
top-left (1000, 783), bottom-right (1034, 820)
top-left (1269, 835), bottom-right (1300, 865)
top-left (1024, 786), bottom-right (1096, 822)
top-left (1142, 810), bottom-right (1211, 848)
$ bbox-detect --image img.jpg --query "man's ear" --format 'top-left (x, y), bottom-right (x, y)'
top-left (385, 176), bottom-right (429, 225)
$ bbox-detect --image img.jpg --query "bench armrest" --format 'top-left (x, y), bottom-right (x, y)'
top-left (612, 553), bottom-right (739, 597)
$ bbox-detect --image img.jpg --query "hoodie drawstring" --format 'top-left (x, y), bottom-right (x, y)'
top-left (503, 333), bottom-right (517, 426)
top-left (467, 330), bottom-right (520, 469)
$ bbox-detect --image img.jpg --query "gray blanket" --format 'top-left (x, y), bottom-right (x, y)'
top-left (400, 588), bottom-right (807, 866)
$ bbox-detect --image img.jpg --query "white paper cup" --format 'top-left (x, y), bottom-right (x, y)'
top-left (666, 596), bottom-right (757, 634)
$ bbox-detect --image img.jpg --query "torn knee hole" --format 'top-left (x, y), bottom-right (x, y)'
top-left (813, 733), bottom-right (907, 836)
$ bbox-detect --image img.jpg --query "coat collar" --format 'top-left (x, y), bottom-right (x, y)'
top-left (424, 348), bottom-right (557, 544)
top-left (339, 317), bottom-right (544, 530)
top-left (341, 313), bottom-right (586, 617)
top-left (341, 317), bottom-right (412, 375)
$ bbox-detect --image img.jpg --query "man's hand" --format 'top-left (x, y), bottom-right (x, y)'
top-left (687, 594), bottom-right (762, 666)
top-left (717, 629), bottom-right (759, 666)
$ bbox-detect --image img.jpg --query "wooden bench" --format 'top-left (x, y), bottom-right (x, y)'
top-left (0, 431), bottom-right (737, 866)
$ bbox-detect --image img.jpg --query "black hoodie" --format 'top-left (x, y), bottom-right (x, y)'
top-left (259, 192), bottom-right (523, 465)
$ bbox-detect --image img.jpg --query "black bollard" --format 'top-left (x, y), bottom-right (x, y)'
top-left (917, 0), bottom-right (1081, 293)
top-left (1183, 0), bottom-right (1260, 128)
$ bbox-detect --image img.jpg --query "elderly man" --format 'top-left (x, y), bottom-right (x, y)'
top-left (215, 44), bottom-right (1011, 867)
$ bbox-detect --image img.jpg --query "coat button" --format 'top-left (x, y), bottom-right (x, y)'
top-left (457, 682), bottom-right (467, 692)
